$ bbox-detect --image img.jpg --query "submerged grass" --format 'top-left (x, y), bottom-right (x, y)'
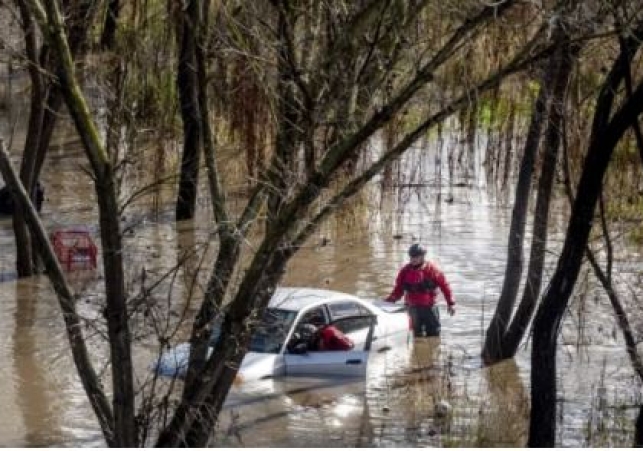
top-left (582, 361), bottom-right (639, 447)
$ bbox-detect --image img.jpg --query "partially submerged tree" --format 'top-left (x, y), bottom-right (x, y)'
top-left (10, 0), bottom-right (98, 277)
top-left (483, 12), bottom-right (580, 363)
top-left (174, 0), bottom-right (202, 221)
top-left (529, 14), bottom-right (643, 445)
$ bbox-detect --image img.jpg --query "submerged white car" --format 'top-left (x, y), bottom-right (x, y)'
top-left (155, 288), bottom-right (408, 380)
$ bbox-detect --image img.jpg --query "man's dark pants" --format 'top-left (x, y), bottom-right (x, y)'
top-left (408, 305), bottom-right (441, 337)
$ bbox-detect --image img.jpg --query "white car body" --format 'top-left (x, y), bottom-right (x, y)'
top-left (155, 287), bottom-right (408, 381)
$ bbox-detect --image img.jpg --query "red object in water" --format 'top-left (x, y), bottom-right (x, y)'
top-left (51, 228), bottom-right (98, 271)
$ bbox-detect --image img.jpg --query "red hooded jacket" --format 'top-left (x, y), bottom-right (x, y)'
top-left (386, 262), bottom-right (454, 308)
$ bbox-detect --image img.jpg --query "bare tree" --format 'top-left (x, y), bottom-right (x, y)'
top-left (21, 0), bottom-right (136, 445)
top-left (5, 0), bottom-right (562, 446)
top-left (10, 0), bottom-right (98, 277)
top-left (483, 2), bottom-right (586, 363)
top-left (529, 17), bottom-right (643, 445)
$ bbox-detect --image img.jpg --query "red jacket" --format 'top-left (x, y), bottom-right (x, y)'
top-left (386, 262), bottom-right (454, 308)
top-left (318, 325), bottom-right (354, 351)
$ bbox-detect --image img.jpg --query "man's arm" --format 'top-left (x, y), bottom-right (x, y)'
top-left (385, 268), bottom-right (406, 302)
top-left (428, 264), bottom-right (456, 315)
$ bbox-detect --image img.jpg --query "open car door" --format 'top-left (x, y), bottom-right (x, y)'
top-left (284, 315), bottom-right (376, 378)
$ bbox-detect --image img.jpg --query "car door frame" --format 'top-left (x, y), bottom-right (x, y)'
top-left (283, 314), bottom-right (376, 378)
top-left (326, 299), bottom-right (389, 351)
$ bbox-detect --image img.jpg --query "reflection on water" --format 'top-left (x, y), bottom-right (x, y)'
top-left (0, 119), bottom-right (640, 446)
top-left (13, 280), bottom-right (61, 446)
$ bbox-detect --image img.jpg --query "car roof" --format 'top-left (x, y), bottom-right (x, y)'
top-left (268, 287), bottom-right (362, 312)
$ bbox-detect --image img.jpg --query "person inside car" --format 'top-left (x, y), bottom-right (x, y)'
top-left (288, 323), bottom-right (354, 353)
top-left (316, 323), bottom-right (354, 351)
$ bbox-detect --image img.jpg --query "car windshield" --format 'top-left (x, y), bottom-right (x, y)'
top-left (209, 308), bottom-right (297, 354)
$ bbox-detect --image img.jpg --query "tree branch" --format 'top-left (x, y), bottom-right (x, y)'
top-left (287, 23), bottom-right (551, 245)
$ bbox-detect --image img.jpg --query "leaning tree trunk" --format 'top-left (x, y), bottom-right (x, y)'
top-left (156, 228), bottom-right (290, 446)
top-left (528, 49), bottom-right (643, 447)
top-left (28, 0), bottom-right (138, 445)
top-left (0, 139), bottom-right (115, 445)
top-left (12, 0), bottom-right (97, 277)
top-left (501, 39), bottom-right (577, 358)
top-left (175, 0), bottom-right (202, 221)
top-left (483, 24), bottom-right (578, 363)
top-left (13, 0), bottom-right (45, 277)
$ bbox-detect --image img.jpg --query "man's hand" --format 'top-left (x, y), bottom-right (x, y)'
top-left (447, 304), bottom-right (456, 316)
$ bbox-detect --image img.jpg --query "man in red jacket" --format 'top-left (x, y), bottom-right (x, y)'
top-left (385, 244), bottom-right (455, 337)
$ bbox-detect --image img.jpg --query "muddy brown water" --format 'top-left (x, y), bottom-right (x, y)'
top-left (0, 116), bottom-right (640, 447)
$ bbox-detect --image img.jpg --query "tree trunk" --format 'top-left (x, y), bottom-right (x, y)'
top-left (482, 63), bottom-right (551, 363)
top-left (528, 66), bottom-right (643, 448)
top-left (483, 25), bottom-right (579, 363)
top-left (636, 404), bottom-right (643, 447)
top-left (13, 0), bottom-right (44, 277)
top-left (57, 69), bottom-right (136, 446)
top-left (501, 40), bottom-right (577, 357)
top-left (95, 172), bottom-right (136, 447)
top-left (175, 0), bottom-right (202, 221)
top-left (157, 231), bottom-right (291, 447)
top-left (267, 6), bottom-right (301, 228)
top-left (179, 0), bottom-right (240, 392)
top-left (33, 0), bottom-right (138, 444)
top-left (12, 0), bottom-right (96, 277)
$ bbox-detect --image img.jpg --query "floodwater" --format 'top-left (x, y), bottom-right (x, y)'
top-left (0, 111), bottom-right (641, 447)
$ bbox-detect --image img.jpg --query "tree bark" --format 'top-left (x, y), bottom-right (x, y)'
top-left (180, 0), bottom-right (238, 392)
top-left (267, 3), bottom-right (301, 229)
top-left (175, 0), bottom-right (202, 221)
top-left (156, 229), bottom-right (287, 446)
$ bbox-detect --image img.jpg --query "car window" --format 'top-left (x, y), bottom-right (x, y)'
top-left (209, 308), bottom-right (297, 354)
top-left (328, 301), bottom-right (373, 334)
top-left (299, 306), bottom-right (328, 327)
